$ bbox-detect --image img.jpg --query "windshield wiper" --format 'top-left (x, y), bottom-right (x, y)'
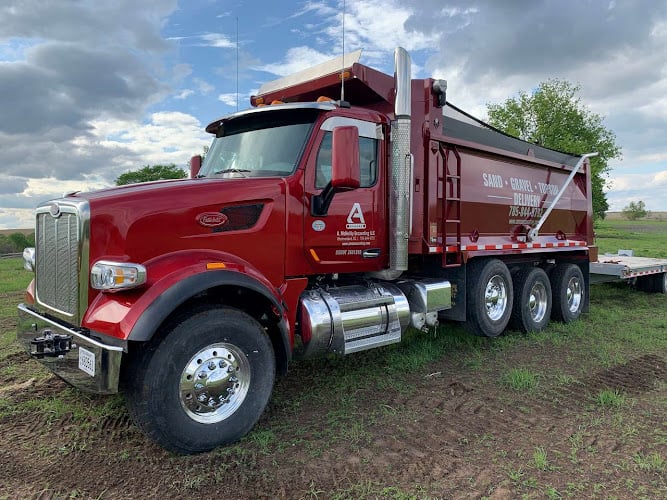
top-left (214, 168), bottom-right (251, 177)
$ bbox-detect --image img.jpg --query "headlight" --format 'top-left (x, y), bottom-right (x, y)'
top-left (23, 247), bottom-right (35, 272)
top-left (91, 261), bottom-right (147, 291)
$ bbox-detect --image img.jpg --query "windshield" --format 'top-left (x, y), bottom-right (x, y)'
top-left (199, 108), bottom-right (319, 179)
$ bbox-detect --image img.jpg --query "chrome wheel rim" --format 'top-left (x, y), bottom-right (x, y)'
top-left (485, 274), bottom-right (508, 321)
top-left (179, 343), bottom-right (250, 424)
top-left (528, 281), bottom-right (548, 323)
top-left (566, 277), bottom-right (583, 313)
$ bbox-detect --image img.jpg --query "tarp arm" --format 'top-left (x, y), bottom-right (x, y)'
top-left (528, 152), bottom-right (598, 241)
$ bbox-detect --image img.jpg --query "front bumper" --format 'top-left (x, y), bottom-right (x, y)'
top-left (17, 304), bottom-right (124, 394)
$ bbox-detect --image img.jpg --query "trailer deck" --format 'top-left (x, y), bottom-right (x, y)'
top-left (591, 253), bottom-right (667, 284)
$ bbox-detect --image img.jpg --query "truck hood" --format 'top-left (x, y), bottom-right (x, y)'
top-left (72, 177), bottom-right (288, 265)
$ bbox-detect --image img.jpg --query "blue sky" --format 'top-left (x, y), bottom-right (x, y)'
top-left (1, 0), bottom-right (666, 229)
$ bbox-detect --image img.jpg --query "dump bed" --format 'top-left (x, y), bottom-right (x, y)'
top-left (419, 103), bottom-right (593, 258)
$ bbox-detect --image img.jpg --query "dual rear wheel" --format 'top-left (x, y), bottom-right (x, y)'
top-left (466, 259), bottom-right (585, 337)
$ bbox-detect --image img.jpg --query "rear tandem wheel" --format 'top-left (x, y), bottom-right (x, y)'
top-left (550, 263), bottom-right (585, 323)
top-left (465, 259), bottom-right (514, 337)
top-left (510, 266), bottom-right (552, 333)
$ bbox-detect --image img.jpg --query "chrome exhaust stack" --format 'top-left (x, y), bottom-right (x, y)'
top-left (389, 47), bottom-right (412, 274)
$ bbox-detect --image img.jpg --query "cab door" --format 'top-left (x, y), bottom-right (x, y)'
top-left (304, 117), bottom-right (388, 273)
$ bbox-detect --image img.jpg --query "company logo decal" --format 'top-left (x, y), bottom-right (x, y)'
top-left (49, 203), bottom-right (61, 218)
top-left (197, 212), bottom-right (229, 228)
top-left (346, 203), bottom-right (366, 229)
top-left (312, 220), bottom-right (326, 232)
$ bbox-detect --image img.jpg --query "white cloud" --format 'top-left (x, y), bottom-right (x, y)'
top-left (0, 111), bottom-right (211, 229)
top-left (174, 89), bottom-right (194, 99)
top-left (200, 33), bottom-right (235, 48)
top-left (606, 170), bottom-right (667, 211)
top-left (258, 46), bottom-right (333, 77)
top-left (90, 111), bottom-right (211, 172)
top-left (195, 78), bottom-right (214, 94)
top-left (218, 93), bottom-right (239, 107)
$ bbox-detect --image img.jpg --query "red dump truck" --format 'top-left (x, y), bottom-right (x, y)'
top-left (18, 47), bottom-right (662, 454)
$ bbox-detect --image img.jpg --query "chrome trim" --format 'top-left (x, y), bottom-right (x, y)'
top-left (394, 47), bottom-right (411, 118)
top-left (390, 118), bottom-right (411, 272)
top-left (321, 117), bottom-right (381, 139)
top-left (528, 152), bottom-right (598, 241)
top-left (389, 47), bottom-right (412, 273)
top-left (22, 247), bottom-right (35, 272)
top-left (298, 283), bottom-right (410, 357)
top-left (180, 343), bottom-right (251, 423)
top-left (17, 303), bottom-right (123, 394)
top-left (34, 198), bottom-right (90, 324)
top-left (90, 260), bottom-right (147, 290)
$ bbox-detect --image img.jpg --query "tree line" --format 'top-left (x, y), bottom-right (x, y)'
top-left (0, 232), bottom-right (34, 255)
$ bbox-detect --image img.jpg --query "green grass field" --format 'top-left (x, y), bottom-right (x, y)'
top-left (595, 218), bottom-right (667, 258)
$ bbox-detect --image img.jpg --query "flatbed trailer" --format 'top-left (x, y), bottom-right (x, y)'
top-left (591, 252), bottom-right (667, 293)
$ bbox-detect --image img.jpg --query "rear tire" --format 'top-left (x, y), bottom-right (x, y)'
top-left (123, 306), bottom-right (275, 454)
top-left (651, 273), bottom-right (667, 294)
top-left (632, 274), bottom-right (665, 294)
top-left (465, 259), bottom-right (513, 337)
top-left (510, 267), bottom-right (552, 333)
top-left (551, 264), bottom-right (585, 323)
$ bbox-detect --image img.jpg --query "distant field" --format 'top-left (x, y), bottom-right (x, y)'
top-left (606, 211), bottom-right (667, 221)
top-left (0, 228), bottom-right (33, 236)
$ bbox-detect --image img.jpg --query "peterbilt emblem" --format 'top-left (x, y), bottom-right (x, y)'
top-left (49, 203), bottom-right (61, 218)
top-left (197, 212), bottom-right (228, 228)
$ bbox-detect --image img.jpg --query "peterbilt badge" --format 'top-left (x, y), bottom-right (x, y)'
top-left (49, 203), bottom-right (61, 218)
top-left (197, 212), bottom-right (228, 228)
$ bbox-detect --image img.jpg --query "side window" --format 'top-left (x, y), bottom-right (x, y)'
top-left (315, 132), bottom-right (378, 189)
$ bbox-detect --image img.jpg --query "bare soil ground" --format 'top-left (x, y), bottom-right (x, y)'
top-left (1, 289), bottom-right (665, 499)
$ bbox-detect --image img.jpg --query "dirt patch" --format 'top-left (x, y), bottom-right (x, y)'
top-left (0, 346), bottom-right (665, 499)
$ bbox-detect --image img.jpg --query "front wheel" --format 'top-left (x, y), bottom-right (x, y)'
top-left (123, 306), bottom-right (276, 454)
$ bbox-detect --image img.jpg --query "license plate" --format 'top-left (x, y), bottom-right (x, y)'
top-left (78, 347), bottom-right (96, 377)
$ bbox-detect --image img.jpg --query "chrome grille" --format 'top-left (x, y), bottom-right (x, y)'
top-left (35, 207), bottom-right (80, 319)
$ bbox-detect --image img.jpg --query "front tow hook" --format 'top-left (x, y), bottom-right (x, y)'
top-left (30, 329), bottom-right (72, 358)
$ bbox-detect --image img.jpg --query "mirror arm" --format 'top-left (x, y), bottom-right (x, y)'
top-left (311, 183), bottom-right (336, 216)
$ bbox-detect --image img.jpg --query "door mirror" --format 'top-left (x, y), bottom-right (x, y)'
top-left (190, 155), bottom-right (203, 178)
top-left (331, 126), bottom-right (360, 190)
top-left (311, 126), bottom-right (361, 217)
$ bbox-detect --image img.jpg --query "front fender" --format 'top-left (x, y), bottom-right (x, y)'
top-left (128, 269), bottom-right (287, 340)
top-left (83, 251), bottom-right (290, 358)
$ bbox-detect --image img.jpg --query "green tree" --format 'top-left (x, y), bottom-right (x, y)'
top-left (8, 232), bottom-right (30, 252)
top-left (115, 164), bottom-right (187, 186)
top-left (622, 200), bottom-right (648, 220)
top-left (487, 79), bottom-right (621, 220)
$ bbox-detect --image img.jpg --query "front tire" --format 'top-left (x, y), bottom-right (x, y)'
top-left (465, 259), bottom-right (513, 337)
top-left (124, 306), bottom-right (275, 454)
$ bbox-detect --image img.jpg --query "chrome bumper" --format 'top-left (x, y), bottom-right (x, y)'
top-left (17, 304), bottom-right (124, 394)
